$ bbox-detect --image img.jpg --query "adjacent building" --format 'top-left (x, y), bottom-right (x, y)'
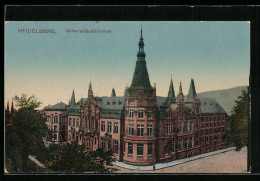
top-left (43, 29), bottom-right (227, 165)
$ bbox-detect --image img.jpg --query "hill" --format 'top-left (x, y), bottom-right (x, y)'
top-left (197, 86), bottom-right (248, 116)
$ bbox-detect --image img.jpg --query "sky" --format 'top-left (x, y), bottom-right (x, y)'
top-left (5, 21), bottom-right (250, 109)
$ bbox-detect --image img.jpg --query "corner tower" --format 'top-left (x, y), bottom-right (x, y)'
top-left (123, 28), bottom-right (157, 165)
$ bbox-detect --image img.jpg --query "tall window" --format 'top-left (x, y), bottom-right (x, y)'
top-left (54, 125), bottom-right (57, 132)
top-left (184, 123), bottom-right (188, 132)
top-left (68, 132), bottom-right (72, 140)
top-left (167, 123), bottom-right (172, 135)
top-left (169, 140), bottom-right (175, 153)
top-left (73, 118), bottom-right (75, 126)
top-left (69, 118), bottom-right (71, 126)
top-left (101, 121), bottom-right (105, 132)
top-left (54, 133), bottom-right (58, 140)
top-left (137, 124), bottom-right (144, 136)
top-left (148, 143), bottom-right (152, 155)
top-left (101, 138), bottom-right (105, 149)
top-left (114, 140), bottom-right (118, 154)
top-left (138, 109), bottom-right (144, 118)
top-left (128, 143), bottom-right (133, 154)
top-left (129, 124), bottom-right (134, 136)
top-left (54, 116), bottom-right (58, 123)
top-left (76, 118), bottom-right (79, 127)
top-left (178, 140), bottom-right (182, 151)
top-left (179, 123), bottom-right (182, 133)
top-left (137, 144), bottom-right (143, 155)
top-left (185, 138), bottom-right (188, 149)
top-left (107, 122), bottom-right (112, 132)
top-left (129, 109), bottom-right (134, 118)
top-left (47, 116), bottom-right (51, 122)
top-left (108, 140), bottom-right (111, 149)
top-left (114, 122), bottom-right (118, 133)
top-left (190, 123), bottom-right (193, 131)
top-left (190, 137), bottom-right (193, 148)
top-left (147, 124), bottom-right (153, 136)
top-left (147, 109), bottom-right (152, 118)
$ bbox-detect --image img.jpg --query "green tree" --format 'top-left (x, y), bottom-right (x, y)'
top-left (45, 142), bottom-right (118, 173)
top-left (13, 94), bottom-right (42, 109)
top-left (5, 94), bottom-right (47, 172)
top-left (228, 90), bottom-right (249, 151)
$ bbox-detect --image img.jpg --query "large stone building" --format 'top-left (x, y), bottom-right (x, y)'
top-left (44, 29), bottom-right (227, 165)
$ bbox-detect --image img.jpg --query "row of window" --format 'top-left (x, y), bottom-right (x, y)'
top-left (201, 127), bottom-right (225, 135)
top-left (46, 115), bottom-right (66, 124)
top-left (69, 118), bottom-right (80, 127)
top-left (128, 143), bottom-right (153, 155)
top-left (201, 121), bottom-right (224, 128)
top-left (101, 139), bottom-right (119, 154)
top-left (201, 116), bottom-right (225, 122)
top-left (129, 109), bottom-right (152, 118)
top-left (101, 121), bottom-right (119, 133)
top-left (128, 124), bottom-right (153, 136)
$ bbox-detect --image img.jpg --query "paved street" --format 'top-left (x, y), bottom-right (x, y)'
top-left (112, 147), bottom-right (247, 173)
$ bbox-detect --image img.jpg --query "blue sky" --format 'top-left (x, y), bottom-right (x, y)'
top-left (5, 21), bottom-right (250, 108)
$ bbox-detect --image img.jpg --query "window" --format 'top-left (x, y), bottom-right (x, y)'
top-left (201, 117), bottom-right (204, 122)
top-left (148, 143), bottom-right (152, 155)
top-left (69, 118), bottom-right (71, 126)
top-left (47, 116), bottom-right (51, 122)
top-left (164, 145), bottom-right (169, 154)
top-left (95, 137), bottom-right (96, 144)
top-left (73, 118), bottom-right (75, 126)
top-left (147, 124), bottom-right (153, 136)
top-left (179, 123), bottom-right (182, 133)
top-left (128, 143), bottom-right (133, 154)
top-left (101, 121), bottom-right (105, 132)
top-left (114, 122), bottom-right (118, 133)
top-left (185, 138), bottom-right (188, 149)
top-left (114, 140), bottom-right (118, 154)
top-left (190, 137), bottom-right (193, 148)
top-left (178, 140), bottom-right (182, 151)
top-left (101, 138), bottom-right (105, 149)
top-left (147, 110), bottom-right (152, 118)
top-left (129, 109), bottom-right (134, 118)
top-left (54, 116), bottom-right (58, 123)
top-left (167, 123), bottom-right (172, 135)
top-left (137, 124), bottom-right (144, 136)
top-left (129, 124), bottom-right (134, 136)
top-left (190, 123), bottom-right (193, 131)
top-left (137, 144), bottom-right (143, 155)
top-left (205, 129), bottom-right (208, 135)
top-left (68, 132), bottom-right (72, 140)
top-left (108, 140), bottom-right (111, 149)
top-left (54, 133), bottom-right (58, 140)
top-left (54, 125), bottom-right (57, 132)
top-left (184, 123), bottom-right (188, 132)
top-left (107, 122), bottom-right (112, 132)
top-left (138, 109), bottom-right (144, 118)
top-left (76, 118), bottom-right (79, 127)
top-left (169, 140), bottom-right (175, 153)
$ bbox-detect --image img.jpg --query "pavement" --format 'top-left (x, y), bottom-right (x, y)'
top-left (113, 147), bottom-right (236, 171)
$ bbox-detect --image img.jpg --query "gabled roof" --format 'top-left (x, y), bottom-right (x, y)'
top-left (45, 102), bottom-right (67, 110)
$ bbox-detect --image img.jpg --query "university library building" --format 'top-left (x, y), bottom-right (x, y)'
top-left (43, 29), bottom-right (227, 166)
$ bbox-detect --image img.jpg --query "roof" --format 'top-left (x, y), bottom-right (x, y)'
top-left (165, 78), bottom-right (176, 104)
top-left (100, 96), bottom-right (125, 111)
top-left (199, 97), bottom-right (226, 114)
top-left (186, 79), bottom-right (197, 102)
top-left (44, 102), bottom-right (67, 110)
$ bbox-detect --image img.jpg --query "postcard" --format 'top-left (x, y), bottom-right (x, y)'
top-left (4, 21), bottom-right (250, 174)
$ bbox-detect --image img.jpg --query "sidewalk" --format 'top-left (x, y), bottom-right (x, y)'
top-left (113, 147), bottom-right (236, 171)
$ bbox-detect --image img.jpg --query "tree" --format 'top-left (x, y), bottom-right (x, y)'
top-left (13, 94), bottom-right (42, 109)
top-left (44, 142), bottom-right (118, 173)
top-left (228, 90), bottom-right (249, 151)
top-left (5, 94), bottom-right (47, 172)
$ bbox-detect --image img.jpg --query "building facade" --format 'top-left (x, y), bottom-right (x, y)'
top-left (44, 29), bottom-right (227, 165)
